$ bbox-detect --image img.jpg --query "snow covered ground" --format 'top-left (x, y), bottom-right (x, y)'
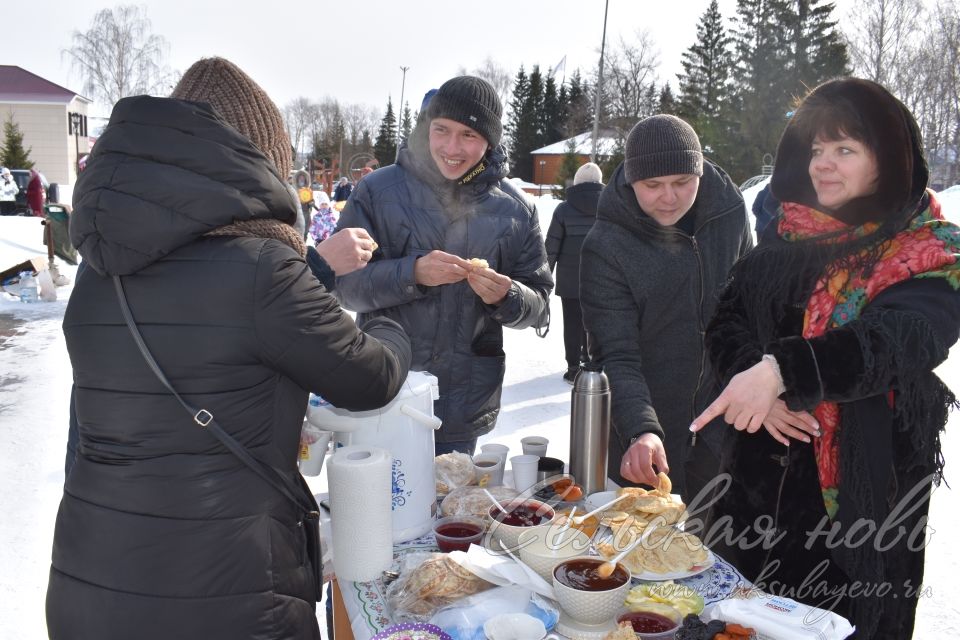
top-left (2, 189), bottom-right (959, 637)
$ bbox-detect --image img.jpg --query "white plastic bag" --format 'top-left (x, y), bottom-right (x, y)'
top-left (704, 591), bottom-right (855, 639)
top-left (429, 585), bottom-right (560, 640)
top-left (37, 268), bottom-right (57, 302)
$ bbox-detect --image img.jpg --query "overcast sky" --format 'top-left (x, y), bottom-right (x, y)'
top-left (8, 0), bottom-right (860, 119)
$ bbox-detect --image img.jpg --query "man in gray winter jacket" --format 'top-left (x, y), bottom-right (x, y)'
top-left (335, 76), bottom-right (553, 454)
top-left (580, 115), bottom-right (752, 501)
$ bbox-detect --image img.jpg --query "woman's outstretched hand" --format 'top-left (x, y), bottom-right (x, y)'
top-left (690, 359), bottom-right (783, 437)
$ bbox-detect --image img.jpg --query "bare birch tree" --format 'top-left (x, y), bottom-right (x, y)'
top-left (341, 104), bottom-right (380, 146)
top-left (282, 97), bottom-right (317, 157)
top-left (845, 0), bottom-right (960, 187)
top-left (63, 5), bottom-right (177, 107)
top-left (458, 56), bottom-right (514, 107)
top-left (598, 30), bottom-right (661, 131)
top-left (844, 0), bottom-right (923, 85)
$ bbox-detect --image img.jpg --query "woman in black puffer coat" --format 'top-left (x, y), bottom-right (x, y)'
top-left (544, 162), bottom-right (603, 382)
top-left (46, 58), bottom-right (410, 640)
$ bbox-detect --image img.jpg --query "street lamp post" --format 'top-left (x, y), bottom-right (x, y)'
top-left (395, 66), bottom-right (409, 163)
top-left (70, 112), bottom-right (82, 180)
top-left (538, 160), bottom-right (546, 197)
top-left (591, 0), bottom-right (610, 162)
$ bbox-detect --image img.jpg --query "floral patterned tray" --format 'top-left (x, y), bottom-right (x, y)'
top-left (371, 622), bottom-right (453, 640)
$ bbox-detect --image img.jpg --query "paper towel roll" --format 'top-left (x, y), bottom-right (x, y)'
top-left (326, 445), bottom-right (393, 582)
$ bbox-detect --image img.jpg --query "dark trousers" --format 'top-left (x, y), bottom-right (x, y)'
top-left (560, 297), bottom-right (586, 370)
top-left (434, 438), bottom-right (478, 456)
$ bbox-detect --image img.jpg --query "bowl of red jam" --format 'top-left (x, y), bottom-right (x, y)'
top-left (433, 515), bottom-right (486, 552)
top-left (552, 556), bottom-right (631, 625)
top-left (487, 499), bottom-right (556, 552)
top-left (616, 608), bottom-right (682, 639)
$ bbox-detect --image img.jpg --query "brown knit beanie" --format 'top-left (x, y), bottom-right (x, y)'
top-left (171, 57), bottom-right (291, 177)
top-left (427, 76), bottom-right (503, 147)
top-left (624, 114), bottom-right (703, 183)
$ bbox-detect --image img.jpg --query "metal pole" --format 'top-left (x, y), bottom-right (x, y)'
top-left (71, 112), bottom-right (82, 179)
top-left (396, 66), bottom-right (409, 163)
top-left (590, 0), bottom-right (610, 162)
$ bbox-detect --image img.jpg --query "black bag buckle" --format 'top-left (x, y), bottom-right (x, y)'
top-left (194, 409), bottom-right (213, 427)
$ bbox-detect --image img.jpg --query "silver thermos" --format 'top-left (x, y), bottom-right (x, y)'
top-left (569, 363), bottom-right (610, 496)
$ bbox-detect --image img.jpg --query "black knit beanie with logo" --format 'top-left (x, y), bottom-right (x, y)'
top-left (427, 76), bottom-right (503, 148)
top-left (624, 114), bottom-right (703, 183)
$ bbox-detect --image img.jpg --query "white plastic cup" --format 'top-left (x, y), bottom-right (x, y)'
top-left (479, 443), bottom-right (510, 466)
top-left (511, 454), bottom-right (541, 492)
top-left (521, 436), bottom-right (549, 458)
top-left (472, 453), bottom-right (505, 487)
top-left (298, 426), bottom-right (332, 476)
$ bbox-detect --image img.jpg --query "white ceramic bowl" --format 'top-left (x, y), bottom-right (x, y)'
top-left (486, 499), bottom-right (556, 552)
top-left (552, 556), bottom-right (631, 625)
top-left (518, 526), bottom-right (594, 581)
top-left (483, 612), bottom-right (546, 640)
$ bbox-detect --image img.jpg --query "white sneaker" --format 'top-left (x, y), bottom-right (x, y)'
top-left (49, 264), bottom-right (71, 287)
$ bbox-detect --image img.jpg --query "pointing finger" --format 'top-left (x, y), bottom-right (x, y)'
top-left (691, 397), bottom-right (728, 432)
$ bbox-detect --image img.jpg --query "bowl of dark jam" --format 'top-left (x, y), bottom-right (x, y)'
top-left (552, 556), bottom-right (631, 625)
top-left (487, 499), bottom-right (556, 552)
top-left (616, 607), bottom-right (682, 639)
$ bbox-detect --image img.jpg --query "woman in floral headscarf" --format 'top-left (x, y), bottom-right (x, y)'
top-left (691, 78), bottom-right (960, 638)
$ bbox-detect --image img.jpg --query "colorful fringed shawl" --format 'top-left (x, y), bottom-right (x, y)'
top-left (778, 191), bottom-right (960, 518)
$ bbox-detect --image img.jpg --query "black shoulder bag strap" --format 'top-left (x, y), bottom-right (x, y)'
top-left (113, 275), bottom-right (323, 599)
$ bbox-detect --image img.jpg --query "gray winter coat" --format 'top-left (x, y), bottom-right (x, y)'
top-left (335, 128), bottom-right (552, 442)
top-left (580, 160), bottom-right (751, 492)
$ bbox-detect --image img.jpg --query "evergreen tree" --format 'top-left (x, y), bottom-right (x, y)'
top-left (555, 139), bottom-right (582, 199)
top-left (556, 83), bottom-right (569, 135)
top-left (676, 0), bottom-right (739, 166)
top-left (642, 83), bottom-right (659, 118)
top-left (400, 102), bottom-right (413, 143)
top-left (541, 74), bottom-right (564, 146)
top-left (1, 115), bottom-right (34, 169)
top-left (677, 0), bottom-right (735, 123)
top-left (506, 66), bottom-right (542, 181)
top-left (789, 0), bottom-right (849, 96)
top-left (658, 85), bottom-right (677, 115)
top-left (506, 66), bottom-right (529, 153)
top-left (599, 139), bottom-right (624, 183)
top-left (565, 70), bottom-right (593, 135)
top-left (730, 0), bottom-right (794, 180)
top-left (373, 97), bottom-right (397, 167)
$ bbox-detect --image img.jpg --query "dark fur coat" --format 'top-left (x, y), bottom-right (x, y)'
top-left (704, 79), bottom-right (960, 639)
